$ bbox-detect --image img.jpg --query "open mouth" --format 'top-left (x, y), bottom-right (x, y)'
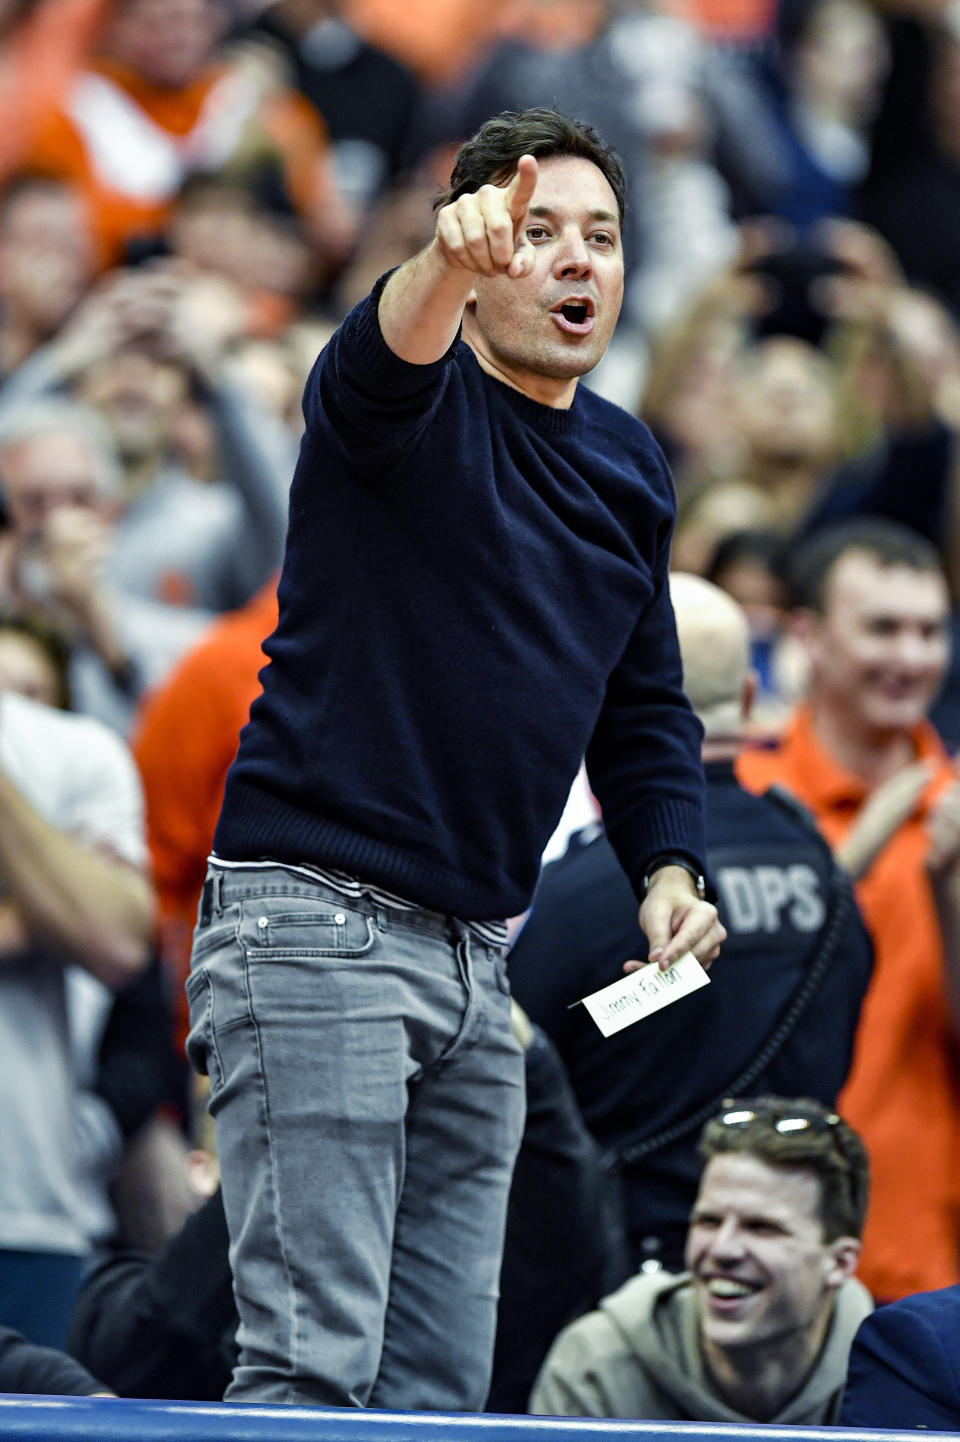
top-left (706, 1278), bottom-right (758, 1299)
top-left (551, 297), bottom-right (595, 334)
top-left (878, 678), bottom-right (924, 697)
top-left (700, 1276), bottom-right (764, 1311)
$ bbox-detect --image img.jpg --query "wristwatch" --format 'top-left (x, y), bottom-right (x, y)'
top-left (642, 853), bottom-right (707, 900)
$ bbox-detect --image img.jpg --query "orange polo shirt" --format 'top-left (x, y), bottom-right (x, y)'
top-left (737, 707), bottom-right (960, 1301)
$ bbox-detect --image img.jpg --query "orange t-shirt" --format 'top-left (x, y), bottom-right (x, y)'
top-left (737, 707), bottom-right (960, 1301)
top-left (133, 581), bottom-right (279, 1053)
top-left (24, 57), bottom-right (338, 268)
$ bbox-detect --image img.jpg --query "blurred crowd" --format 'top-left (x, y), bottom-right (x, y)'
top-left (5, 0), bottom-right (960, 1423)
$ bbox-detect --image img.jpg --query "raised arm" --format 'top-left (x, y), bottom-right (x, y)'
top-left (378, 155), bottom-right (538, 365)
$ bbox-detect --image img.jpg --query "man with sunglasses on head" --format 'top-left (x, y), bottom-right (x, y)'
top-left (530, 1096), bottom-right (872, 1424)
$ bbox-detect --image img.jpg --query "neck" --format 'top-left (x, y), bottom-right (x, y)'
top-left (794, 87), bottom-right (859, 128)
top-left (809, 697), bottom-right (918, 788)
top-left (749, 459), bottom-right (821, 526)
top-left (702, 1309), bottom-right (832, 1422)
top-left (461, 324), bottom-right (579, 411)
top-left (120, 448), bottom-right (161, 503)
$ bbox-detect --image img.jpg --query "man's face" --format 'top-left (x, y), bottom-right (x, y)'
top-left (78, 349), bottom-right (186, 464)
top-left (0, 432), bottom-right (105, 543)
top-left (466, 155), bottom-right (624, 406)
top-left (806, 551), bottom-right (950, 734)
top-left (0, 185), bottom-right (94, 335)
top-left (685, 1153), bottom-right (848, 1357)
top-left (105, 0), bottom-right (224, 88)
top-left (734, 339), bottom-right (838, 468)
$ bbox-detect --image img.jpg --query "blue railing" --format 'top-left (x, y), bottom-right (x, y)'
top-left (0, 1399), bottom-right (950, 1442)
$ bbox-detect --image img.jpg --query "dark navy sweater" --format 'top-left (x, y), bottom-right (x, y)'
top-left (214, 277), bottom-right (706, 919)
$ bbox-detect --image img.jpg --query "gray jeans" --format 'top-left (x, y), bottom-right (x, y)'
top-left (185, 864), bottom-right (525, 1410)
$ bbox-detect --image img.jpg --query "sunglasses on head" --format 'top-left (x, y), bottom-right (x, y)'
top-left (715, 1098), bottom-right (842, 1137)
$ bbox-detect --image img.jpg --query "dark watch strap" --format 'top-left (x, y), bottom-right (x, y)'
top-left (642, 853), bottom-right (707, 900)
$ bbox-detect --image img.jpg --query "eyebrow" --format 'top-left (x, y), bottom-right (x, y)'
top-left (527, 204), bottom-right (620, 228)
top-left (691, 1208), bottom-right (789, 1228)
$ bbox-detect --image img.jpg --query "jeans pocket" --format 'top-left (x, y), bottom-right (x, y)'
top-left (240, 896), bottom-right (378, 958)
top-left (185, 966), bottom-right (224, 1093)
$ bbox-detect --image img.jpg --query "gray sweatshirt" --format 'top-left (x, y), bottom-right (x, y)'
top-left (529, 1269), bottom-right (873, 1424)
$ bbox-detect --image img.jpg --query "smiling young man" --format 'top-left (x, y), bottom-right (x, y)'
top-left (186, 108), bottom-right (723, 1411)
top-left (530, 1097), bottom-right (871, 1423)
top-left (736, 518), bottom-right (960, 1306)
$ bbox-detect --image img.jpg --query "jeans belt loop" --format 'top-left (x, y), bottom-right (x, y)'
top-left (200, 870), bottom-right (223, 926)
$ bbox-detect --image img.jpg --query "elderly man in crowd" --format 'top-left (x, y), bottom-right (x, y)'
top-left (0, 399), bottom-right (209, 732)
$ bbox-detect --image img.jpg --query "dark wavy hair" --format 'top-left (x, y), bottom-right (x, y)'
top-left (435, 108), bottom-right (626, 226)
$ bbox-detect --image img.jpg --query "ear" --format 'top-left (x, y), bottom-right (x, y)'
top-left (824, 1235), bottom-right (861, 1290)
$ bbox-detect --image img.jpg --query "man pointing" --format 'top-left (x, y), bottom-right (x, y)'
top-left (187, 107), bottom-right (723, 1411)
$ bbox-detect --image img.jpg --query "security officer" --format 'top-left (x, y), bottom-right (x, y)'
top-left (509, 574), bottom-right (873, 1272)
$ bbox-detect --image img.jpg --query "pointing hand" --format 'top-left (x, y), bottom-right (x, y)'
top-left (435, 155), bottom-right (538, 280)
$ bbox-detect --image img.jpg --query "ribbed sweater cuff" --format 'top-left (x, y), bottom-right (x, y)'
top-left (616, 796), bottom-right (708, 898)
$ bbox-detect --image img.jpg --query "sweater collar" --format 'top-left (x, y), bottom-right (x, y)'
top-left (459, 341), bottom-right (582, 434)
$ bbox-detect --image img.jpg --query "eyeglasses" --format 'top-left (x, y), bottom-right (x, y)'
top-left (715, 1099), bottom-right (842, 1137)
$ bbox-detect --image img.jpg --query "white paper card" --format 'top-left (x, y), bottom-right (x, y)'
top-left (580, 952), bottom-right (710, 1037)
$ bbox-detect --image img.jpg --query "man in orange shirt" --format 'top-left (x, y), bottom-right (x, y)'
top-left (24, 0), bottom-right (355, 272)
top-left (737, 517), bottom-right (960, 1302)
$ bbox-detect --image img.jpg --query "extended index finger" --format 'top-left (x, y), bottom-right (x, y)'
top-left (504, 154), bottom-right (538, 224)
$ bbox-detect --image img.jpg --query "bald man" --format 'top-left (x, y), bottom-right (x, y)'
top-left (669, 573), bottom-right (756, 751)
top-left (509, 573), bottom-right (874, 1273)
